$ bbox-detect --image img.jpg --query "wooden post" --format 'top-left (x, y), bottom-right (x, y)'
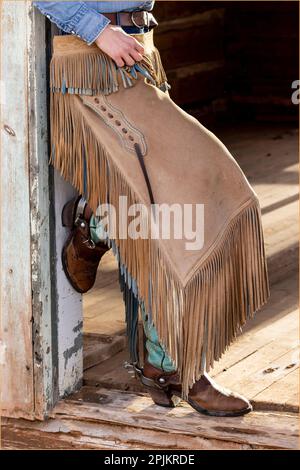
top-left (53, 171), bottom-right (83, 398)
top-left (47, 22), bottom-right (83, 399)
top-left (0, 0), bottom-right (83, 419)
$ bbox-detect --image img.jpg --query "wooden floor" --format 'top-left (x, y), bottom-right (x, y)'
top-left (2, 122), bottom-right (299, 450)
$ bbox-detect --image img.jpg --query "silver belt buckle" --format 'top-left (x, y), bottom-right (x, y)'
top-left (131, 11), bottom-right (149, 28)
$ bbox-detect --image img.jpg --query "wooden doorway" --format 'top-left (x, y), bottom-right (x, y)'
top-left (1, 1), bottom-right (298, 449)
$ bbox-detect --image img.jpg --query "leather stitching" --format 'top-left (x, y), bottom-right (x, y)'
top-left (81, 94), bottom-right (148, 156)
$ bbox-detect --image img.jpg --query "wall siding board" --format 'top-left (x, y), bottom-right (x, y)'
top-left (28, 7), bottom-right (54, 419)
top-left (47, 23), bottom-right (83, 399)
top-left (154, 1), bottom-right (298, 121)
top-left (0, 0), bottom-right (35, 419)
top-left (0, 1), bottom-right (56, 419)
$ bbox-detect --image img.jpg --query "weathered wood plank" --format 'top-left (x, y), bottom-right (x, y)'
top-left (83, 334), bottom-right (126, 370)
top-left (3, 386), bottom-right (298, 450)
top-left (155, 2), bottom-right (223, 23)
top-left (217, 346), bottom-right (299, 399)
top-left (29, 4), bottom-right (55, 420)
top-left (83, 349), bottom-right (136, 391)
top-left (254, 368), bottom-right (299, 413)
top-left (0, 0), bottom-right (35, 419)
top-left (155, 9), bottom-right (225, 69)
top-left (43, 0), bottom-right (85, 378)
top-left (84, 307), bottom-right (126, 336)
top-left (1, 421), bottom-right (160, 450)
top-left (211, 308), bottom-right (298, 376)
top-left (168, 61), bottom-right (225, 105)
top-left (83, 251), bottom-right (126, 336)
top-left (54, 388), bottom-right (298, 450)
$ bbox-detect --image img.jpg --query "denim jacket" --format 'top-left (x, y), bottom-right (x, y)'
top-left (33, 1), bottom-right (154, 44)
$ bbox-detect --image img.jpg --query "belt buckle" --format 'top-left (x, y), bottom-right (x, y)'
top-left (131, 11), bottom-right (149, 28)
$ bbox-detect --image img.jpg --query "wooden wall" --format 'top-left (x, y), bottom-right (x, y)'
top-left (154, 1), bottom-right (299, 125)
top-left (154, 1), bottom-right (226, 125)
top-left (224, 1), bottom-right (299, 121)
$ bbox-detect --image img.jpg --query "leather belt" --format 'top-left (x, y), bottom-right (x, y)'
top-left (103, 11), bottom-right (158, 29)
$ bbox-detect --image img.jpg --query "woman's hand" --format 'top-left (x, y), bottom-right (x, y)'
top-left (95, 25), bottom-right (145, 67)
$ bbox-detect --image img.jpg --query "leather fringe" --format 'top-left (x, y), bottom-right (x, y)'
top-left (50, 90), bottom-right (269, 398)
top-left (50, 46), bottom-right (168, 96)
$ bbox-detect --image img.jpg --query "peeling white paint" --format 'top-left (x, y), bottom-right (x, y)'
top-left (0, 79), bottom-right (7, 105)
top-left (0, 340), bottom-right (7, 365)
top-left (54, 172), bottom-right (83, 397)
top-left (1, 0), bottom-right (35, 418)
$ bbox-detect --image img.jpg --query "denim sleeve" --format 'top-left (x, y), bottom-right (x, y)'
top-left (33, 2), bottom-right (110, 44)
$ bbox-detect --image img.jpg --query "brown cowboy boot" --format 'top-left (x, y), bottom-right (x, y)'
top-left (61, 196), bottom-right (110, 293)
top-left (137, 361), bottom-right (252, 417)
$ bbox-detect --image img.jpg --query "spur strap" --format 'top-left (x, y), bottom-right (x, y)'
top-left (75, 197), bottom-right (87, 221)
top-left (133, 363), bottom-right (168, 390)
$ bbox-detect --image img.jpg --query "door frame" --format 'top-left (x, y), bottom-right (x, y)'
top-left (0, 0), bottom-right (83, 420)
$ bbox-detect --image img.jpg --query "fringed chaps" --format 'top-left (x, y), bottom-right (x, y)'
top-left (50, 31), bottom-right (269, 398)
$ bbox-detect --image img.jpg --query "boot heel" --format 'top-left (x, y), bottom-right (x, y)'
top-left (62, 197), bottom-right (81, 227)
top-left (148, 388), bottom-right (181, 408)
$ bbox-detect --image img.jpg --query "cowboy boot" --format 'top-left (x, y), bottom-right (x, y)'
top-left (61, 196), bottom-right (110, 293)
top-left (137, 361), bottom-right (252, 417)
